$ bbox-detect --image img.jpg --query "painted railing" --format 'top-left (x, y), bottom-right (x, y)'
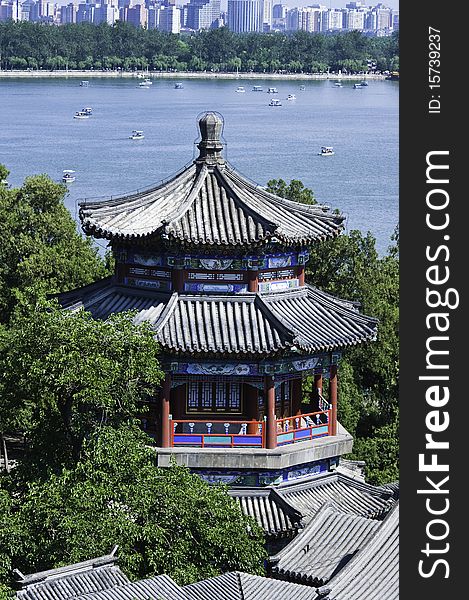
top-left (171, 419), bottom-right (264, 448)
top-left (276, 409), bottom-right (331, 447)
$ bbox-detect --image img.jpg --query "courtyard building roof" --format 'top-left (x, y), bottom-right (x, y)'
top-left (269, 501), bottom-right (381, 586)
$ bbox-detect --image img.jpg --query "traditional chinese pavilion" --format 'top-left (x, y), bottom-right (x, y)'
top-left (59, 112), bottom-right (378, 486)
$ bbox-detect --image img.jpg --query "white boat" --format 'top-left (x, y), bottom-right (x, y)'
top-left (318, 146), bottom-right (334, 156)
top-left (360, 80), bottom-right (368, 86)
top-left (252, 85), bottom-right (263, 92)
top-left (79, 80), bottom-right (89, 87)
top-left (286, 94), bottom-right (296, 101)
top-left (353, 83), bottom-right (364, 89)
top-left (235, 86), bottom-right (245, 93)
top-left (267, 87), bottom-right (278, 94)
top-left (129, 130), bottom-right (145, 140)
top-left (269, 98), bottom-right (282, 107)
top-left (138, 81), bottom-right (151, 88)
top-left (299, 85), bottom-right (306, 91)
top-left (334, 82), bottom-right (343, 87)
top-left (82, 107), bottom-right (92, 115)
top-left (143, 78), bottom-right (152, 85)
top-left (62, 170), bottom-right (76, 183)
top-left (174, 82), bottom-right (184, 89)
top-left (73, 111), bottom-right (89, 119)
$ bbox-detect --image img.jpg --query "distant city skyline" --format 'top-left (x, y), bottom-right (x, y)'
top-left (48, 0), bottom-right (399, 11)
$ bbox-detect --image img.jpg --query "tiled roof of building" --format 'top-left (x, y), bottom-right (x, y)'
top-left (183, 571), bottom-right (318, 600)
top-left (313, 503), bottom-right (399, 600)
top-left (14, 548), bottom-right (129, 600)
top-left (79, 113), bottom-right (344, 248)
top-left (276, 472), bottom-right (395, 523)
top-left (229, 487), bottom-right (303, 538)
top-left (70, 575), bottom-right (186, 600)
top-left (14, 499), bottom-right (398, 600)
top-left (57, 281), bottom-right (377, 356)
top-left (269, 501), bottom-right (381, 586)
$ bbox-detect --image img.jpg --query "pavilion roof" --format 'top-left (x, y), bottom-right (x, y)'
top-left (57, 279), bottom-right (378, 357)
top-left (79, 113), bottom-right (344, 248)
top-left (269, 501), bottom-right (381, 586)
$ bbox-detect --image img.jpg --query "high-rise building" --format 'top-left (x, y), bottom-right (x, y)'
top-left (158, 4), bottom-right (180, 32)
top-left (286, 6), bottom-right (322, 33)
top-left (124, 3), bottom-right (147, 27)
top-left (59, 2), bottom-right (77, 23)
top-left (0, 0), bottom-right (20, 22)
top-left (186, 0), bottom-right (221, 31)
top-left (262, 0), bottom-right (272, 31)
top-left (322, 8), bottom-right (343, 31)
top-left (343, 7), bottom-right (365, 30)
top-left (227, 0), bottom-right (263, 33)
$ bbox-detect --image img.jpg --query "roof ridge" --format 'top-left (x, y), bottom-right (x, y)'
top-left (15, 547), bottom-right (120, 587)
top-left (224, 163), bottom-right (344, 219)
top-left (215, 167), bottom-right (279, 234)
top-left (253, 294), bottom-right (296, 346)
top-left (162, 163), bottom-right (209, 227)
top-left (79, 163), bottom-right (196, 212)
top-left (153, 292), bottom-right (179, 334)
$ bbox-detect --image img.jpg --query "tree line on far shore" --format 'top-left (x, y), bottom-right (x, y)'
top-left (0, 21), bottom-right (399, 74)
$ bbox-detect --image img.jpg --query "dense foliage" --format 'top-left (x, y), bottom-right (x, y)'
top-left (0, 167), bottom-right (110, 324)
top-left (267, 179), bottom-right (399, 484)
top-left (0, 22), bottom-right (399, 73)
top-left (0, 426), bottom-right (266, 595)
top-left (0, 304), bottom-right (164, 474)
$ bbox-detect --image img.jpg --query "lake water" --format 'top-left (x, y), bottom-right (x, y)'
top-left (0, 76), bottom-right (398, 255)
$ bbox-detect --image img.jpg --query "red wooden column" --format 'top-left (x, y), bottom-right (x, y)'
top-left (248, 270), bottom-right (258, 292)
top-left (329, 364), bottom-right (338, 436)
top-left (265, 375), bottom-right (277, 449)
top-left (171, 269), bottom-right (185, 292)
top-left (298, 266), bottom-right (305, 286)
top-left (160, 373), bottom-right (172, 448)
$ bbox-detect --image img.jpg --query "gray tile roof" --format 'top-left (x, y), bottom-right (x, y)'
top-left (276, 472), bottom-right (396, 523)
top-left (15, 550), bottom-right (129, 600)
top-left (57, 281), bottom-right (377, 357)
top-left (79, 162), bottom-right (344, 247)
top-left (229, 487), bottom-right (303, 538)
top-left (269, 501), bottom-right (380, 586)
top-left (72, 575), bottom-right (186, 600)
top-left (314, 503), bottom-right (399, 600)
top-left (184, 571), bottom-right (319, 600)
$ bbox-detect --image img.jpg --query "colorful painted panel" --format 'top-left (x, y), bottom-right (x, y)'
top-left (277, 432), bottom-right (295, 445)
top-left (258, 279), bottom-right (299, 294)
top-left (173, 435), bottom-right (203, 445)
top-left (124, 277), bottom-right (172, 291)
top-left (184, 282), bottom-right (248, 293)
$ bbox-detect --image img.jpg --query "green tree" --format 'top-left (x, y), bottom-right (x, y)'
top-left (266, 178), bottom-right (317, 205)
top-left (0, 169), bottom-right (110, 324)
top-left (0, 426), bottom-right (266, 588)
top-left (0, 303), bottom-right (163, 473)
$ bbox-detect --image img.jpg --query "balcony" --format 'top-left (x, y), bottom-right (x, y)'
top-left (170, 409), bottom-right (331, 449)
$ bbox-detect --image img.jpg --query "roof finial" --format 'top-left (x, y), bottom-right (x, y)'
top-left (196, 111), bottom-right (225, 164)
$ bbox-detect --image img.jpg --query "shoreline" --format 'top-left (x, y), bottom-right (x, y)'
top-left (0, 69), bottom-right (387, 81)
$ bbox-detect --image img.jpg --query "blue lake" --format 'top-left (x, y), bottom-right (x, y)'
top-left (0, 76), bottom-right (398, 255)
